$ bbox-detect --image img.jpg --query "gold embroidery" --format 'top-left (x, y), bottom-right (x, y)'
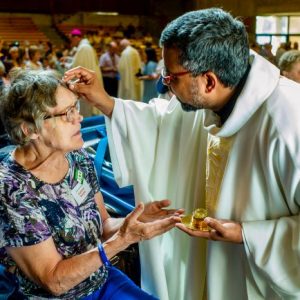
top-left (205, 134), bottom-right (233, 215)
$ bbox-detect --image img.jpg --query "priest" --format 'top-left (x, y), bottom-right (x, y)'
top-left (64, 8), bottom-right (300, 300)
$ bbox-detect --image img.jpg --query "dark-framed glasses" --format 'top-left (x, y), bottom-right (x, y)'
top-left (44, 100), bottom-right (80, 123)
top-left (161, 68), bottom-right (191, 86)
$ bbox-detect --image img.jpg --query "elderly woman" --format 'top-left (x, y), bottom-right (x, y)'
top-left (278, 49), bottom-right (300, 83)
top-left (0, 69), bottom-right (181, 299)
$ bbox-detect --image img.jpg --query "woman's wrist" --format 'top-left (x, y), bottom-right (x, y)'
top-left (102, 232), bottom-right (130, 260)
top-left (97, 244), bottom-right (111, 266)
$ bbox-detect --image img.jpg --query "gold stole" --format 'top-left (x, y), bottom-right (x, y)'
top-left (201, 133), bottom-right (233, 300)
top-left (205, 133), bottom-right (233, 216)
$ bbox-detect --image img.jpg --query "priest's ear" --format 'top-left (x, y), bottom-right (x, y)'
top-left (20, 122), bottom-right (39, 141)
top-left (202, 71), bottom-right (217, 93)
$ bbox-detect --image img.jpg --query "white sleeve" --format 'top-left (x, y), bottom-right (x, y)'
top-left (105, 98), bottom-right (169, 188)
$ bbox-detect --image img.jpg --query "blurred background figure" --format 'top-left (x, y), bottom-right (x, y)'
top-left (99, 41), bottom-right (120, 97)
top-left (250, 41), bottom-right (261, 54)
top-left (118, 39), bottom-right (143, 100)
top-left (293, 41), bottom-right (299, 50)
top-left (69, 28), bottom-right (103, 116)
top-left (260, 43), bottom-right (276, 64)
top-left (137, 47), bottom-right (158, 103)
top-left (275, 42), bottom-right (287, 65)
top-left (278, 49), bottom-right (300, 83)
top-left (25, 45), bottom-right (43, 70)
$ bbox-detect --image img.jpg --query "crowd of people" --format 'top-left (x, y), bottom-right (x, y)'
top-left (0, 25), bottom-right (161, 110)
top-left (251, 40), bottom-right (300, 83)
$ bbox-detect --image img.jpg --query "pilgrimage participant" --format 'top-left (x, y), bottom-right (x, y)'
top-left (70, 28), bottom-right (103, 116)
top-left (117, 39), bottom-right (143, 101)
top-left (278, 49), bottom-right (300, 83)
top-left (99, 41), bottom-right (120, 97)
top-left (0, 69), bottom-right (182, 299)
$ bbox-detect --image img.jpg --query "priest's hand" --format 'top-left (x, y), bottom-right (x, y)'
top-left (176, 217), bottom-right (243, 243)
top-left (138, 199), bottom-right (184, 223)
top-left (63, 66), bottom-right (115, 117)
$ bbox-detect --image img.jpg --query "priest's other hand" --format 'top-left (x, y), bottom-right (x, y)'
top-left (138, 199), bottom-right (184, 223)
top-left (176, 217), bottom-right (243, 243)
top-left (63, 66), bottom-right (114, 117)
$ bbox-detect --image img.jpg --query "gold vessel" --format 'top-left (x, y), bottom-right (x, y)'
top-left (181, 208), bottom-right (210, 231)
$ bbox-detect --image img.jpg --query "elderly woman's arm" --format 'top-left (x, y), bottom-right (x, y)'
top-left (6, 198), bottom-right (179, 296)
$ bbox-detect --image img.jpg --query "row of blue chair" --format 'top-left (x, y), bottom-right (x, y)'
top-left (81, 116), bottom-right (135, 217)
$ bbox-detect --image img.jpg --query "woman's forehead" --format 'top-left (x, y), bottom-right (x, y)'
top-left (54, 86), bottom-right (77, 107)
top-left (56, 85), bottom-right (77, 99)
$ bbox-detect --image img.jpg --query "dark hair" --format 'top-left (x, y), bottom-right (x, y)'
top-left (145, 47), bottom-right (157, 63)
top-left (0, 69), bottom-right (67, 145)
top-left (160, 8), bottom-right (249, 87)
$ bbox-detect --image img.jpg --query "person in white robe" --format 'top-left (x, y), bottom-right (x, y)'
top-left (117, 39), bottom-right (143, 101)
top-left (69, 29), bottom-right (103, 117)
top-left (63, 8), bottom-right (300, 300)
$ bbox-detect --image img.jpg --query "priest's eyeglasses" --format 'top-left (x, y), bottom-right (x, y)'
top-left (44, 100), bottom-right (80, 123)
top-left (161, 68), bottom-right (191, 86)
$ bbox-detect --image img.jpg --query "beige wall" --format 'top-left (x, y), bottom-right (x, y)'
top-left (194, 0), bottom-right (300, 16)
top-left (195, 0), bottom-right (255, 16)
top-left (256, 0), bottom-right (300, 14)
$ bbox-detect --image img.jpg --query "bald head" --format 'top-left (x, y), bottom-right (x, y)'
top-left (120, 39), bottom-right (130, 50)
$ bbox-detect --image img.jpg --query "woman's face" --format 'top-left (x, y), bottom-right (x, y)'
top-left (39, 86), bottom-right (84, 152)
top-left (284, 61), bottom-right (300, 83)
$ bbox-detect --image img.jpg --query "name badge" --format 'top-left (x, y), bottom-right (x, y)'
top-left (71, 179), bottom-right (92, 205)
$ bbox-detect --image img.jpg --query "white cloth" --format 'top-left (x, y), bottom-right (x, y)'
top-left (118, 45), bottom-right (143, 101)
top-left (72, 39), bottom-right (103, 117)
top-left (105, 52), bottom-right (300, 300)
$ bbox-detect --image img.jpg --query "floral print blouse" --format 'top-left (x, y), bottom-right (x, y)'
top-left (0, 149), bottom-right (108, 299)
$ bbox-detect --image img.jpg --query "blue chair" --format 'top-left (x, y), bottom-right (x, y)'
top-left (81, 123), bottom-right (135, 217)
top-left (81, 124), bottom-right (107, 150)
top-left (81, 115), bottom-right (105, 128)
top-left (0, 146), bottom-right (15, 161)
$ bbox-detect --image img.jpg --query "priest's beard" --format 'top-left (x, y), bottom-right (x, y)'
top-left (178, 80), bottom-right (206, 112)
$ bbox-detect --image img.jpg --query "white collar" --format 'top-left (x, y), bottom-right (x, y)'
top-left (204, 52), bottom-right (280, 137)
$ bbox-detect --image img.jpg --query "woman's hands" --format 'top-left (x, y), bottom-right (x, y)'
top-left (139, 199), bottom-right (184, 222)
top-left (176, 217), bottom-right (243, 244)
top-left (118, 202), bottom-right (182, 246)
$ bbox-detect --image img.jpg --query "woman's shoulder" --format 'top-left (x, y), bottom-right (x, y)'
top-left (0, 152), bottom-right (24, 181)
top-left (0, 154), bottom-right (33, 208)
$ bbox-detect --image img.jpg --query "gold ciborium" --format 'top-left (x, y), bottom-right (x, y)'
top-left (181, 208), bottom-right (210, 231)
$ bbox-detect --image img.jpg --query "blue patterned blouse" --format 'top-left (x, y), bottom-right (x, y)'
top-left (0, 149), bottom-right (109, 299)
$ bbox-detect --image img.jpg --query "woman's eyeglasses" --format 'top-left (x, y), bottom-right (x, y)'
top-left (44, 100), bottom-right (80, 123)
top-left (161, 68), bottom-right (191, 86)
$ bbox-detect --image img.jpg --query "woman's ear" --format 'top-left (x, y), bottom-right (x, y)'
top-left (20, 122), bottom-right (39, 140)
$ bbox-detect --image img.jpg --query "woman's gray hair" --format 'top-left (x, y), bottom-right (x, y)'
top-left (278, 50), bottom-right (300, 72)
top-left (0, 69), bottom-right (68, 146)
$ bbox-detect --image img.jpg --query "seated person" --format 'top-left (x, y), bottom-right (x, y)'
top-left (278, 49), bottom-right (300, 83)
top-left (0, 69), bottom-right (181, 299)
